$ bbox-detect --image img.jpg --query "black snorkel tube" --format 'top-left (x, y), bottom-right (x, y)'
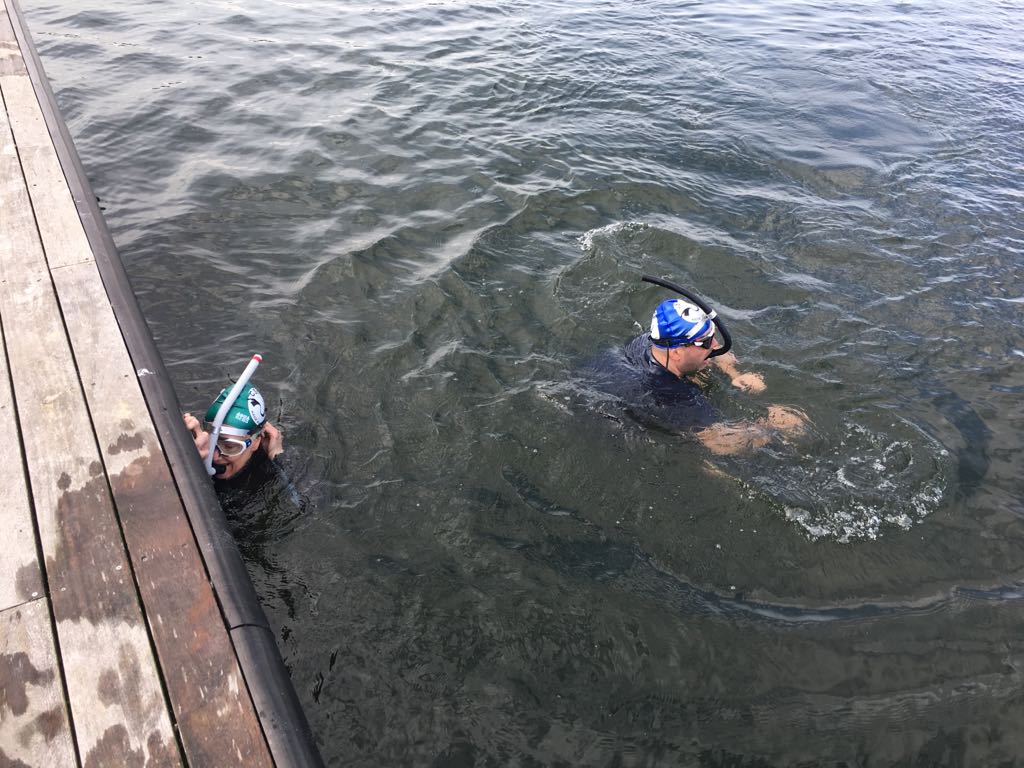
top-left (641, 274), bottom-right (732, 358)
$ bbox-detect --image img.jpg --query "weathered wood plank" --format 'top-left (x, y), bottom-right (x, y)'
top-left (53, 260), bottom-right (274, 767)
top-left (0, 83), bottom-right (182, 768)
top-left (1, 75), bottom-right (92, 269)
top-left (0, 100), bottom-right (40, 613)
top-left (0, 75), bottom-right (46, 149)
top-left (0, 6), bottom-right (27, 77)
top-left (0, 599), bottom-right (76, 768)
top-left (12, 146), bottom-right (93, 268)
top-left (0, 296), bottom-right (42, 613)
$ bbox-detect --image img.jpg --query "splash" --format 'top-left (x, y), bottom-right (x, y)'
top-left (577, 221), bottom-right (649, 252)
top-left (750, 418), bottom-right (952, 543)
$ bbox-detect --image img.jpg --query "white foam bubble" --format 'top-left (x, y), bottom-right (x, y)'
top-left (747, 417), bottom-right (952, 543)
top-left (577, 221), bottom-right (649, 252)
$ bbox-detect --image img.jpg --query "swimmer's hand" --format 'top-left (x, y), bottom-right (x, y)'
top-left (261, 421), bottom-right (284, 460)
top-left (730, 372), bottom-right (766, 394)
top-left (182, 413), bottom-right (210, 461)
top-left (764, 405), bottom-right (808, 432)
top-left (698, 423), bottom-right (771, 456)
top-left (711, 352), bottom-right (767, 393)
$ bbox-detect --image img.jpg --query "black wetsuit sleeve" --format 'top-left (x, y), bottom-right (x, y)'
top-left (590, 335), bottom-right (720, 433)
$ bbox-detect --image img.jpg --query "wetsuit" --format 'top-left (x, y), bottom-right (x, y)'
top-left (587, 334), bottom-right (718, 432)
top-left (214, 450), bottom-right (302, 518)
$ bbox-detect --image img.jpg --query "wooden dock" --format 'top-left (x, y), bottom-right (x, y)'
top-left (1, 1), bottom-right (321, 765)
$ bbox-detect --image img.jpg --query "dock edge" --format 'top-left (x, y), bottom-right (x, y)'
top-left (4, 1), bottom-right (326, 765)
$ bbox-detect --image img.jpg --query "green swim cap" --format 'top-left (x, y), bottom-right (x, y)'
top-left (205, 383), bottom-right (267, 437)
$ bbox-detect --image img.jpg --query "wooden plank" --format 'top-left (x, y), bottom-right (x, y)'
top-left (0, 599), bottom-right (76, 767)
top-left (0, 6), bottom-right (27, 77)
top-left (0, 82), bottom-right (182, 768)
top-left (1, 75), bottom-right (92, 269)
top-left (12, 145), bottom-right (93, 268)
top-left (52, 260), bottom-right (274, 767)
top-left (0, 297), bottom-right (42, 613)
top-left (0, 75), bottom-right (46, 149)
top-left (0, 101), bottom-right (40, 612)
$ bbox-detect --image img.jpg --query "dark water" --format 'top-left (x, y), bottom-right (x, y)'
top-left (30, 0), bottom-right (1024, 764)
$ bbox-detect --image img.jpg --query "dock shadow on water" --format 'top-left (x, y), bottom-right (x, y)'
top-left (29, 0), bottom-right (1024, 763)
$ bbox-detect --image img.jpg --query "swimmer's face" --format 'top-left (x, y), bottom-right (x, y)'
top-left (212, 432), bottom-right (263, 480)
top-left (671, 333), bottom-right (720, 375)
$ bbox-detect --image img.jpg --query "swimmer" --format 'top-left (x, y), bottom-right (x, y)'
top-left (626, 289), bottom-right (807, 455)
top-left (183, 382), bottom-right (283, 481)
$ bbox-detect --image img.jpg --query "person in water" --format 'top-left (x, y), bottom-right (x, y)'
top-left (183, 382), bottom-right (283, 480)
top-left (625, 297), bottom-right (806, 455)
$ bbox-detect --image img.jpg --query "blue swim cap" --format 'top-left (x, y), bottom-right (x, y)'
top-left (650, 299), bottom-right (714, 348)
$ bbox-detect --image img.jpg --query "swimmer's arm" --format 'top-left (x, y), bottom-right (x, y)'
top-left (711, 351), bottom-right (766, 393)
top-left (697, 406), bottom-right (809, 456)
top-left (697, 422), bottom-right (771, 456)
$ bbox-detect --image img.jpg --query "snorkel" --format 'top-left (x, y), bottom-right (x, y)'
top-left (204, 353), bottom-right (262, 476)
top-left (641, 274), bottom-right (732, 358)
